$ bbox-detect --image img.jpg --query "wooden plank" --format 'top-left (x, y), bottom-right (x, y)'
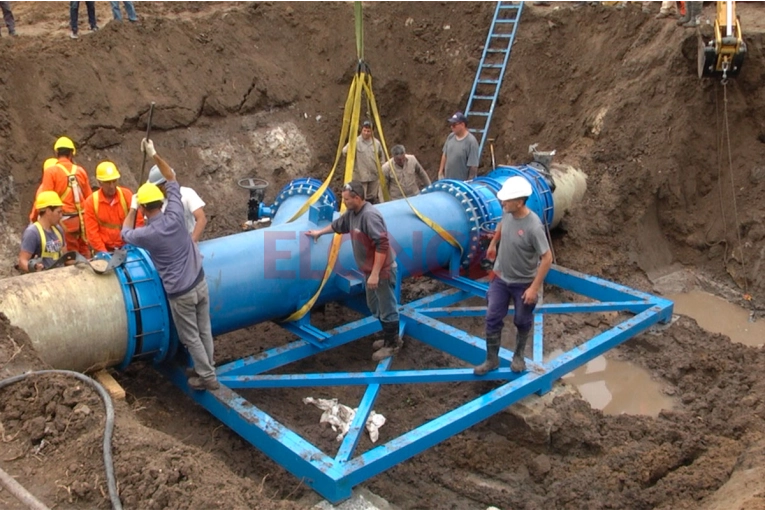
top-left (93, 369), bottom-right (125, 400)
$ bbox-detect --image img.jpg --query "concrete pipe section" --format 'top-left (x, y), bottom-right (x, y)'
top-left (0, 165), bottom-right (587, 373)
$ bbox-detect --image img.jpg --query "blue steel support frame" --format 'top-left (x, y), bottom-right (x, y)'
top-left (167, 264), bottom-right (673, 504)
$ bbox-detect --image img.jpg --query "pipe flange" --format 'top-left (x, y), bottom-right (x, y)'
top-left (489, 166), bottom-right (555, 227)
top-left (270, 178), bottom-right (338, 217)
top-left (421, 180), bottom-right (492, 264)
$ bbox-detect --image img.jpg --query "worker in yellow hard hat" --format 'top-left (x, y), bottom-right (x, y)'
top-left (82, 161), bottom-right (143, 254)
top-left (18, 191), bottom-right (66, 273)
top-left (122, 138), bottom-right (219, 392)
top-left (38, 136), bottom-right (93, 257)
top-left (28, 157), bottom-right (60, 223)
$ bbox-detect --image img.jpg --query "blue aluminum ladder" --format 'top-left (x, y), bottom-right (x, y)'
top-left (465, 1), bottom-right (524, 159)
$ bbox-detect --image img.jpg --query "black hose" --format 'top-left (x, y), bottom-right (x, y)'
top-left (0, 370), bottom-right (122, 510)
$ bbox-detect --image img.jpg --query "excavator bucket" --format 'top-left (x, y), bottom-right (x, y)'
top-left (698, 1), bottom-right (746, 79)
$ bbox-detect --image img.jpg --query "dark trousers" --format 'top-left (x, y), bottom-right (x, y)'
top-left (0, 2), bottom-right (15, 34)
top-left (485, 277), bottom-right (536, 336)
top-left (70, 1), bottom-right (97, 33)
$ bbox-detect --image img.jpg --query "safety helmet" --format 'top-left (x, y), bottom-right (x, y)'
top-left (54, 136), bottom-right (76, 155)
top-left (35, 191), bottom-right (64, 210)
top-left (136, 182), bottom-right (165, 205)
top-left (497, 176), bottom-right (533, 201)
top-left (96, 161), bottom-right (121, 182)
top-left (147, 165), bottom-right (166, 186)
top-left (42, 158), bottom-right (58, 171)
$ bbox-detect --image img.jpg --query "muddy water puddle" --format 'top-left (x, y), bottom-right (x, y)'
top-left (667, 291), bottom-right (764, 347)
top-left (549, 352), bottom-right (675, 416)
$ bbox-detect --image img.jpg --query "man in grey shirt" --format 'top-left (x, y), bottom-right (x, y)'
top-left (122, 138), bottom-right (219, 392)
top-left (306, 181), bottom-right (401, 361)
top-left (437, 112), bottom-right (479, 181)
top-left (342, 120), bottom-right (384, 203)
top-left (475, 176), bottom-right (552, 375)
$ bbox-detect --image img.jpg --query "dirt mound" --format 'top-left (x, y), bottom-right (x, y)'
top-left (2, 2), bottom-right (765, 509)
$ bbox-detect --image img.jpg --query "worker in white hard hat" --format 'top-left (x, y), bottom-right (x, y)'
top-left (475, 176), bottom-right (553, 375)
top-left (146, 165), bottom-right (207, 242)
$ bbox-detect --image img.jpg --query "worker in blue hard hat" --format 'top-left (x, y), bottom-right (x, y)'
top-left (475, 176), bottom-right (552, 375)
top-left (122, 139), bottom-right (218, 392)
top-left (146, 164), bottom-right (207, 242)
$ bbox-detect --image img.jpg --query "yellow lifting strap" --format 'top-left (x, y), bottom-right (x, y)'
top-left (283, 69), bottom-right (363, 322)
top-left (93, 188), bottom-right (128, 229)
top-left (283, 3), bottom-right (463, 322)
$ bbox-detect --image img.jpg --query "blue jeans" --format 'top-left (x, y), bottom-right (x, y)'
top-left (110, 1), bottom-right (137, 22)
top-left (365, 264), bottom-right (399, 324)
top-left (485, 277), bottom-right (536, 336)
top-left (0, 2), bottom-right (15, 34)
top-left (70, 1), bottom-right (97, 33)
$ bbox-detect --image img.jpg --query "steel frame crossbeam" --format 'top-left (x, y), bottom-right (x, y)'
top-left (167, 265), bottom-right (673, 504)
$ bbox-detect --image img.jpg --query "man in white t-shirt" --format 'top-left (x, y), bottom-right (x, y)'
top-left (147, 165), bottom-right (207, 242)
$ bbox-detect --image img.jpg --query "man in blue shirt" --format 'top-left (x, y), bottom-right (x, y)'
top-left (122, 139), bottom-right (218, 392)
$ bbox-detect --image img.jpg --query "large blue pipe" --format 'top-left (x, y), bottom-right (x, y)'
top-left (0, 166), bottom-right (562, 371)
top-left (202, 166), bottom-right (553, 335)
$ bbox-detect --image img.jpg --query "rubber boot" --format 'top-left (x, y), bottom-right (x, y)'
top-left (676, 2), bottom-right (692, 25)
top-left (682, 2), bottom-right (700, 28)
top-left (474, 333), bottom-right (501, 376)
top-left (372, 321), bottom-right (401, 351)
top-left (372, 321), bottom-right (402, 361)
top-left (511, 330), bottom-right (530, 373)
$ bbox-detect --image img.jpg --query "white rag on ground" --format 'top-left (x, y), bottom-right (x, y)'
top-left (303, 397), bottom-right (386, 442)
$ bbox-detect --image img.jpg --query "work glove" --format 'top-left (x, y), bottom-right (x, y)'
top-left (130, 195), bottom-right (138, 210)
top-left (141, 138), bottom-right (157, 159)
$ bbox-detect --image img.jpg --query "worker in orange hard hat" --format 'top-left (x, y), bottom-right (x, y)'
top-left (18, 191), bottom-right (66, 273)
top-left (39, 136), bottom-right (93, 257)
top-left (28, 158), bottom-right (60, 223)
top-left (83, 161), bottom-right (143, 254)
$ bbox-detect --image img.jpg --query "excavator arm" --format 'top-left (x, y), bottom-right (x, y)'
top-left (698, 1), bottom-right (746, 79)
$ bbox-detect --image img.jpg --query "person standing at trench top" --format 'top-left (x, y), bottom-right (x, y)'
top-left (381, 144), bottom-right (432, 201)
top-left (121, 138), bottom-right (219, 392)
top-left (342, 120), bottom-right (385, 204)
top-left (305, 181), bottom-right (402, 361)
top-left (437, 111), bottom-right (479, 181)
top-left (474, 176), bottom-right (553, 376)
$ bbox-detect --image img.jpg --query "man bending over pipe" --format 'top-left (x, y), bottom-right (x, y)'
top-left (121, 139), bottom-right (219, 392)
top-left (306, 181), bottom-right (402, 361)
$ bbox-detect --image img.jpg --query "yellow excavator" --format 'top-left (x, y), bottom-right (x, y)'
top-left (698, 1), bottom-right (746, 79)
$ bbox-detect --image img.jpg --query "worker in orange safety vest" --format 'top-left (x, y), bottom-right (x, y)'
top-left (83, 161), bottom-right (143, 254)
top-left (28, 157), bottom-right (60, 223)
top-left (39, 136), bottom-right (93, 257)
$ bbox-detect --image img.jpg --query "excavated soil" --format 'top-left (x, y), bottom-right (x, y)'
top-left (2, 2), bottom-right (765, 509)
